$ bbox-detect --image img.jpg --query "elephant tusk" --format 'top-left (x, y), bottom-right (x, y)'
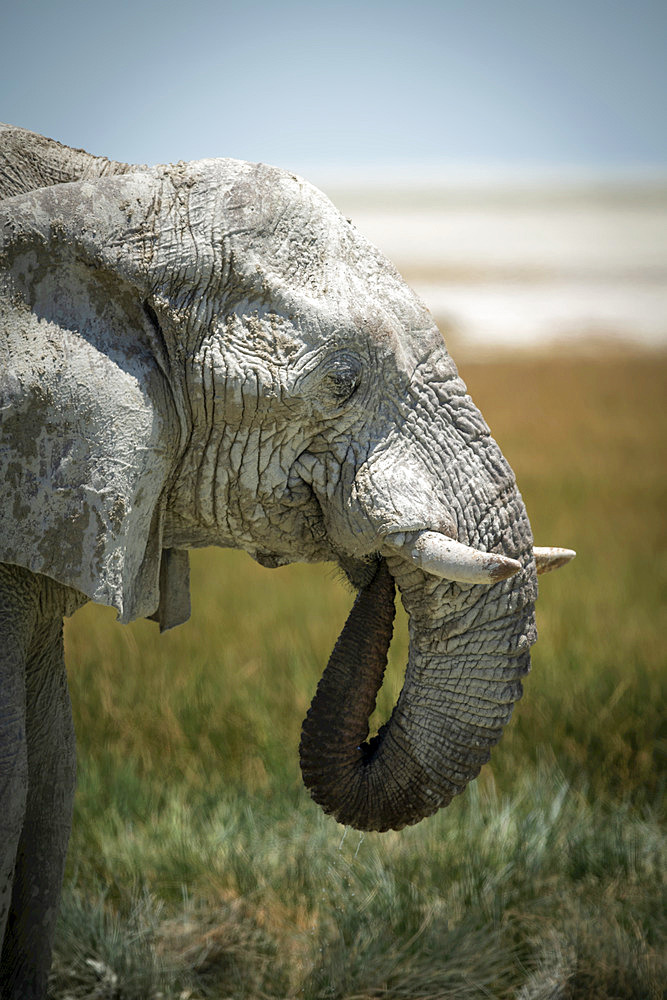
top-left (385, 531), bottom-right (522, 585)
top-left (533, 546), bottom-right (576, 575)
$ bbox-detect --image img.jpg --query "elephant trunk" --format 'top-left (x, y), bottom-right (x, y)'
top-left (299, 560), bottom-right (397, 828)
top-left (299, 494), bottom-right (537, 832)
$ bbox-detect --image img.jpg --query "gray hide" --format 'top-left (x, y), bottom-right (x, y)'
top-left (0, 126), bottom-right (573, 997)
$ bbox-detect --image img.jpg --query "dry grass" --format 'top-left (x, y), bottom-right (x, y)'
top-left (52, 351), bottom-right (666, 999)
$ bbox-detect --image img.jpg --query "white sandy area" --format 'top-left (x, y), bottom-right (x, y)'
top-left (412, 278), bottom-right (667, 350)
top-left (329, 185), bottom-right (667, 352)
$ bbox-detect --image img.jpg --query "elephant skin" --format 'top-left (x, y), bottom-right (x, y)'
top-left (0, 125), bottom-right (571, 996)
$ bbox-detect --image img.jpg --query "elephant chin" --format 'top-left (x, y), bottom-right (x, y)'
top-left (299, 551), bottom-right (535, 832)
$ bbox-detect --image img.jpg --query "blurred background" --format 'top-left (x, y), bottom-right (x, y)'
top-left (3, 0), bottom-right (667, 358)
top-left (2, 2), bottom-right (665, 996)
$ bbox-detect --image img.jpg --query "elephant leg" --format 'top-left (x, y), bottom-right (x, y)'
top-left (0, 567), bottom-right (77, 1000)
top-left (0, 566), bottom-right (36, 974)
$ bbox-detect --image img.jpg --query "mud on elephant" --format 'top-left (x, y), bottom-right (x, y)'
top-left (0, 125), bottom-right (574, 996)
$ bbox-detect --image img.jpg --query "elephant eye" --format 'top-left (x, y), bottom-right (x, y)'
top-left (322, 353), bottom-right (363, 405)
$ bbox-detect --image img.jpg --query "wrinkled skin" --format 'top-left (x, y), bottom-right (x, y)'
top-left (0, 126), bottom-right (554, 996)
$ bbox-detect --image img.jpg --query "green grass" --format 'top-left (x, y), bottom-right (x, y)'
top-left (51, 353), bottom-right (666, 999)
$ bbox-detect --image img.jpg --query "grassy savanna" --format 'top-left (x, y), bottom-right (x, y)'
top-left (52, 353), bottom-right (665, 999)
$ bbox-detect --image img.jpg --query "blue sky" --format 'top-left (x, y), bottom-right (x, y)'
top-left (2, 0), bottom-right (666, 175)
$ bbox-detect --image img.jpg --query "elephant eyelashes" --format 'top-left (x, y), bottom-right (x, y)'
top-left (320, 353), bottom-right (363, 406)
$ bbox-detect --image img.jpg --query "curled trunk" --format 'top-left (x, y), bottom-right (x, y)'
top-left (300, 560), bottom-right (399, 830)
top-left (300, 525), bottom-right (537, 832)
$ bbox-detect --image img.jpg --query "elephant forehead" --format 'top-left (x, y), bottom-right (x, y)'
top-left (188, 161), bottom-right (416, 298)
top-left (176, 159), bottom-right (453, 372)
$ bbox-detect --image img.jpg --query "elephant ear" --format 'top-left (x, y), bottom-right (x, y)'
top-left (0, 174), bottom-right (190, 628)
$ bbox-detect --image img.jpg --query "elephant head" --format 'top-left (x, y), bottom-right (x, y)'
top-left (0, 128), bottom-right (574, 835)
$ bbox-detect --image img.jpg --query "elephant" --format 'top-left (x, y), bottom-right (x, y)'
top-left (0, 124), bottom-right (574, 996)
